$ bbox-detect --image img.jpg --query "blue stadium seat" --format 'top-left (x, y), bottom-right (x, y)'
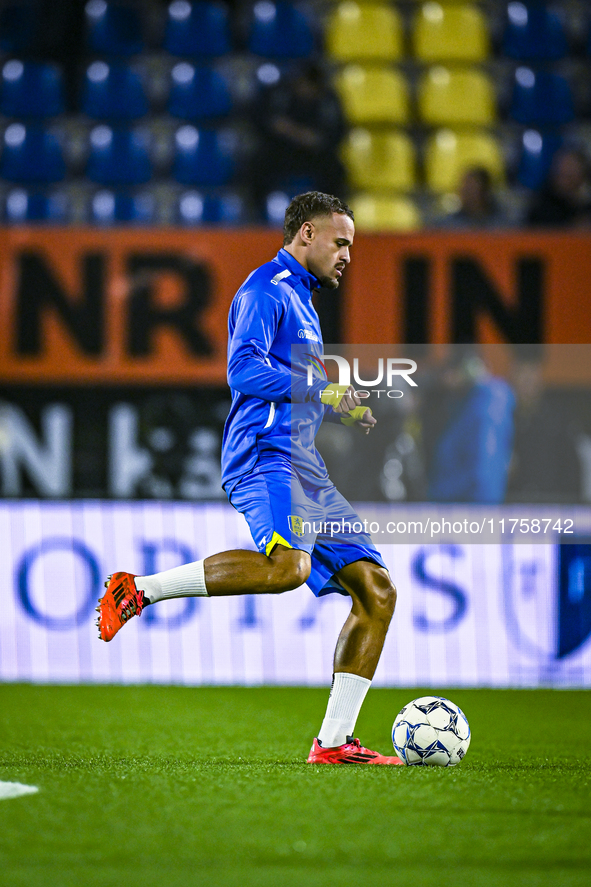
top-left (86, 125), bottom-right (152, 184)
top-left (90, 188), bottom-right (155, 224)
top-left (168, 62), bottom-right (232, 120)
top-left (164, 0), bottom-right (231, 57)
top-left (173, 125), bottom-right (235, 186)
top-left (264, 189), bottom-right (296, 225)
top-left (0, 123), bottom-right (65, 183)
top-left (254, 61), bottom-right (285, 94)
top-left (177, 190), bottom-right (245, 224)
top-left (85, 0), bottom-right (144, 56)
top-left (0, 59), bottom-right (65, 118)
top-left (0, 3), bottom-right (36, 54)
top-left (81, 61), bottom-right (148, 119)
top-left (516, 129), bottom-right (562, 189)
top-left (510, 67), bottom-right (574, 126)
top-left (248, 1), bottom-right (314, 59)
top-left (503, 2), bottom-right (567, 61)
top-left (3, 187), bottom-right (69, 223)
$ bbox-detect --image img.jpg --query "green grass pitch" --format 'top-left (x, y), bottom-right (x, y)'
top-left (1, 685), bottom-right (590, 887)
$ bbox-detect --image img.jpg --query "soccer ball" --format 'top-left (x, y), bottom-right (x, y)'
top-left (392, 696), bottom-right (471, 766)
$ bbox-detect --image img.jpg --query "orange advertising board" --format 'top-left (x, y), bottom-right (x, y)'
top-left (0, 228), bottom-right (278, 385)
top-left (344, 230), bottom-right (591, 348)
top-left (0, 228), bottom-right (590, 385)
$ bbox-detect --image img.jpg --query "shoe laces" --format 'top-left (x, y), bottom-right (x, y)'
top-left (120, 595), bottom-right (141, 622)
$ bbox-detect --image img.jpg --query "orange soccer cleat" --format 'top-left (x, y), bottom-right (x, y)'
top-left (97, 572), bottom-right (144, 642)
top-left (307, 737), bottom-right (404, 765)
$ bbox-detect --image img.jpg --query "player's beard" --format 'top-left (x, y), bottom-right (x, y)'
top-left (318, 276), bottom-right (340, 290)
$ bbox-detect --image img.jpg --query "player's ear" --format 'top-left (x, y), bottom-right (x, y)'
top-left (301, 221), bottom-right (314, 244)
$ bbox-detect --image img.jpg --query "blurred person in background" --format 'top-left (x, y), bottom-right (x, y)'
top-left (315, 388), bottom-right (427, 504)
top-left (434, 167), bottom-right (511, 229)
top-left (251, 62), bottom-right (347, 214)
top-left (29, 0), bottom-right (85, 110)
top-left (422, 349), bottom-right (515, 504)
top-left (526, 147), bottom-right (591, 228)
top-left (507, 346), bottom-right (581, 503)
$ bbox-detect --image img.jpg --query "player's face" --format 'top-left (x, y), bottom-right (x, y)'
top-left (305, 212), bottom-right (354, 290)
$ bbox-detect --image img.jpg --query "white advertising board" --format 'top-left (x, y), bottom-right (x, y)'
top-left (0, 501), bottom-right (590, 687)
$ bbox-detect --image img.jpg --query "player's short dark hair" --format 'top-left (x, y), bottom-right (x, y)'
top-left (283, 192), bottom-right (354, 245)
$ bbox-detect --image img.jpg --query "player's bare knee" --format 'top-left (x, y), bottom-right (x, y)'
top-left (367, 572), bottom-right (397, 624)
top-left (268, 548), bottom-right (311, 593)
top-left (288, 550), bottom-right (312, 588)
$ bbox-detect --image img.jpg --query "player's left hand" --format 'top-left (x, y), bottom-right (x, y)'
top-left (357, 409), bottom-right (377, 435)
top-left (341, 405), bottom-right (377, 434)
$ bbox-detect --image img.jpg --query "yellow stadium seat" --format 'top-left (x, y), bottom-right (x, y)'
top-left (335, 65), bottom-right (410, 125)
top-left (418, 66), bottom-right (496, 126)
top-left (413, 2), bottom-right (489, 62)
top-left (350, 193), bottom-right (421, 231)
top-left (342, 128), bottom-right (416, 192)
top-left (425, 128), bottom-right (504, 192)
top-left (326, 2), bottom-right (404, 62)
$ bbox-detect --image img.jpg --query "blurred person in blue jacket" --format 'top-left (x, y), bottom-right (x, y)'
top-left (424, 350), bottom-right (515, 504)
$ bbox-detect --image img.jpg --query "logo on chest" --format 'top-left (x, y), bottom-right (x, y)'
top-left (298, 329), bottom-right (320, 342)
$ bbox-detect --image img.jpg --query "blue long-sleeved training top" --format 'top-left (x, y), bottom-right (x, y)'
top-left (221, 248), bottom-right (335, 496)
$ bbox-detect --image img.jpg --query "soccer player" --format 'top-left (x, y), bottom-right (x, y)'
top-left (98, 192), bottom-right (402, 766)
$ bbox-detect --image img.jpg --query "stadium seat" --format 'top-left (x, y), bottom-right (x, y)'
top-left (413, 2), bottom-right (489, 62)
top-left (325, 2), bottom-right (403, 63)
top-left (90, 189), bottom-right (155, 224)
top-left (335, 65), bottom-right (409, 126)
top-left (509, 67), bottom-right (574, 126)
top-left (0, 3), bottom-right (36, 53)
top-left (177, 190), bottom-right (246, 224)
top-left (503, 2), bottom-right (567, 61)
top-left (3, 187), bottom-right (69, 223)
top-left (168, 62), bottom-right (232, 120)
top-left (516, 129), bottom-right (562, 189)
top-left (85, 0), bottom-right (144, 56)
top-left (173, 125), bottom-right (236, 186)
top-left (342, 128), bottom-right (416, 192)
top-left (0, 59), bottom-right (65, 118)
top-left (86, 125), bottom-right (152, 185)
top-left (81, 61), bottom-right (148, 120)
top-left (349, 193), bottom-right (421, 232)
top-left (418, 66), bottom-right (496, 126)
top-left (164, 0), bottom-right (231, 57)
top-left (425, 129), bottom-right (504, 192)
top-left (0, 123), bottom-right (65, 183)
top-left (247, 1), bottom-right (314, 59)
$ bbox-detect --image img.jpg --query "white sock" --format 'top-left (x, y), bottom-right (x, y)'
top-left (134, 559), bottom-right (208, 604)
top-left (317, 672), bottom-right (371, 748)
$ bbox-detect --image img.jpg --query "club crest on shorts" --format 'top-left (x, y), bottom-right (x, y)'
top-left (288, 515), bottom-right (305, 536)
